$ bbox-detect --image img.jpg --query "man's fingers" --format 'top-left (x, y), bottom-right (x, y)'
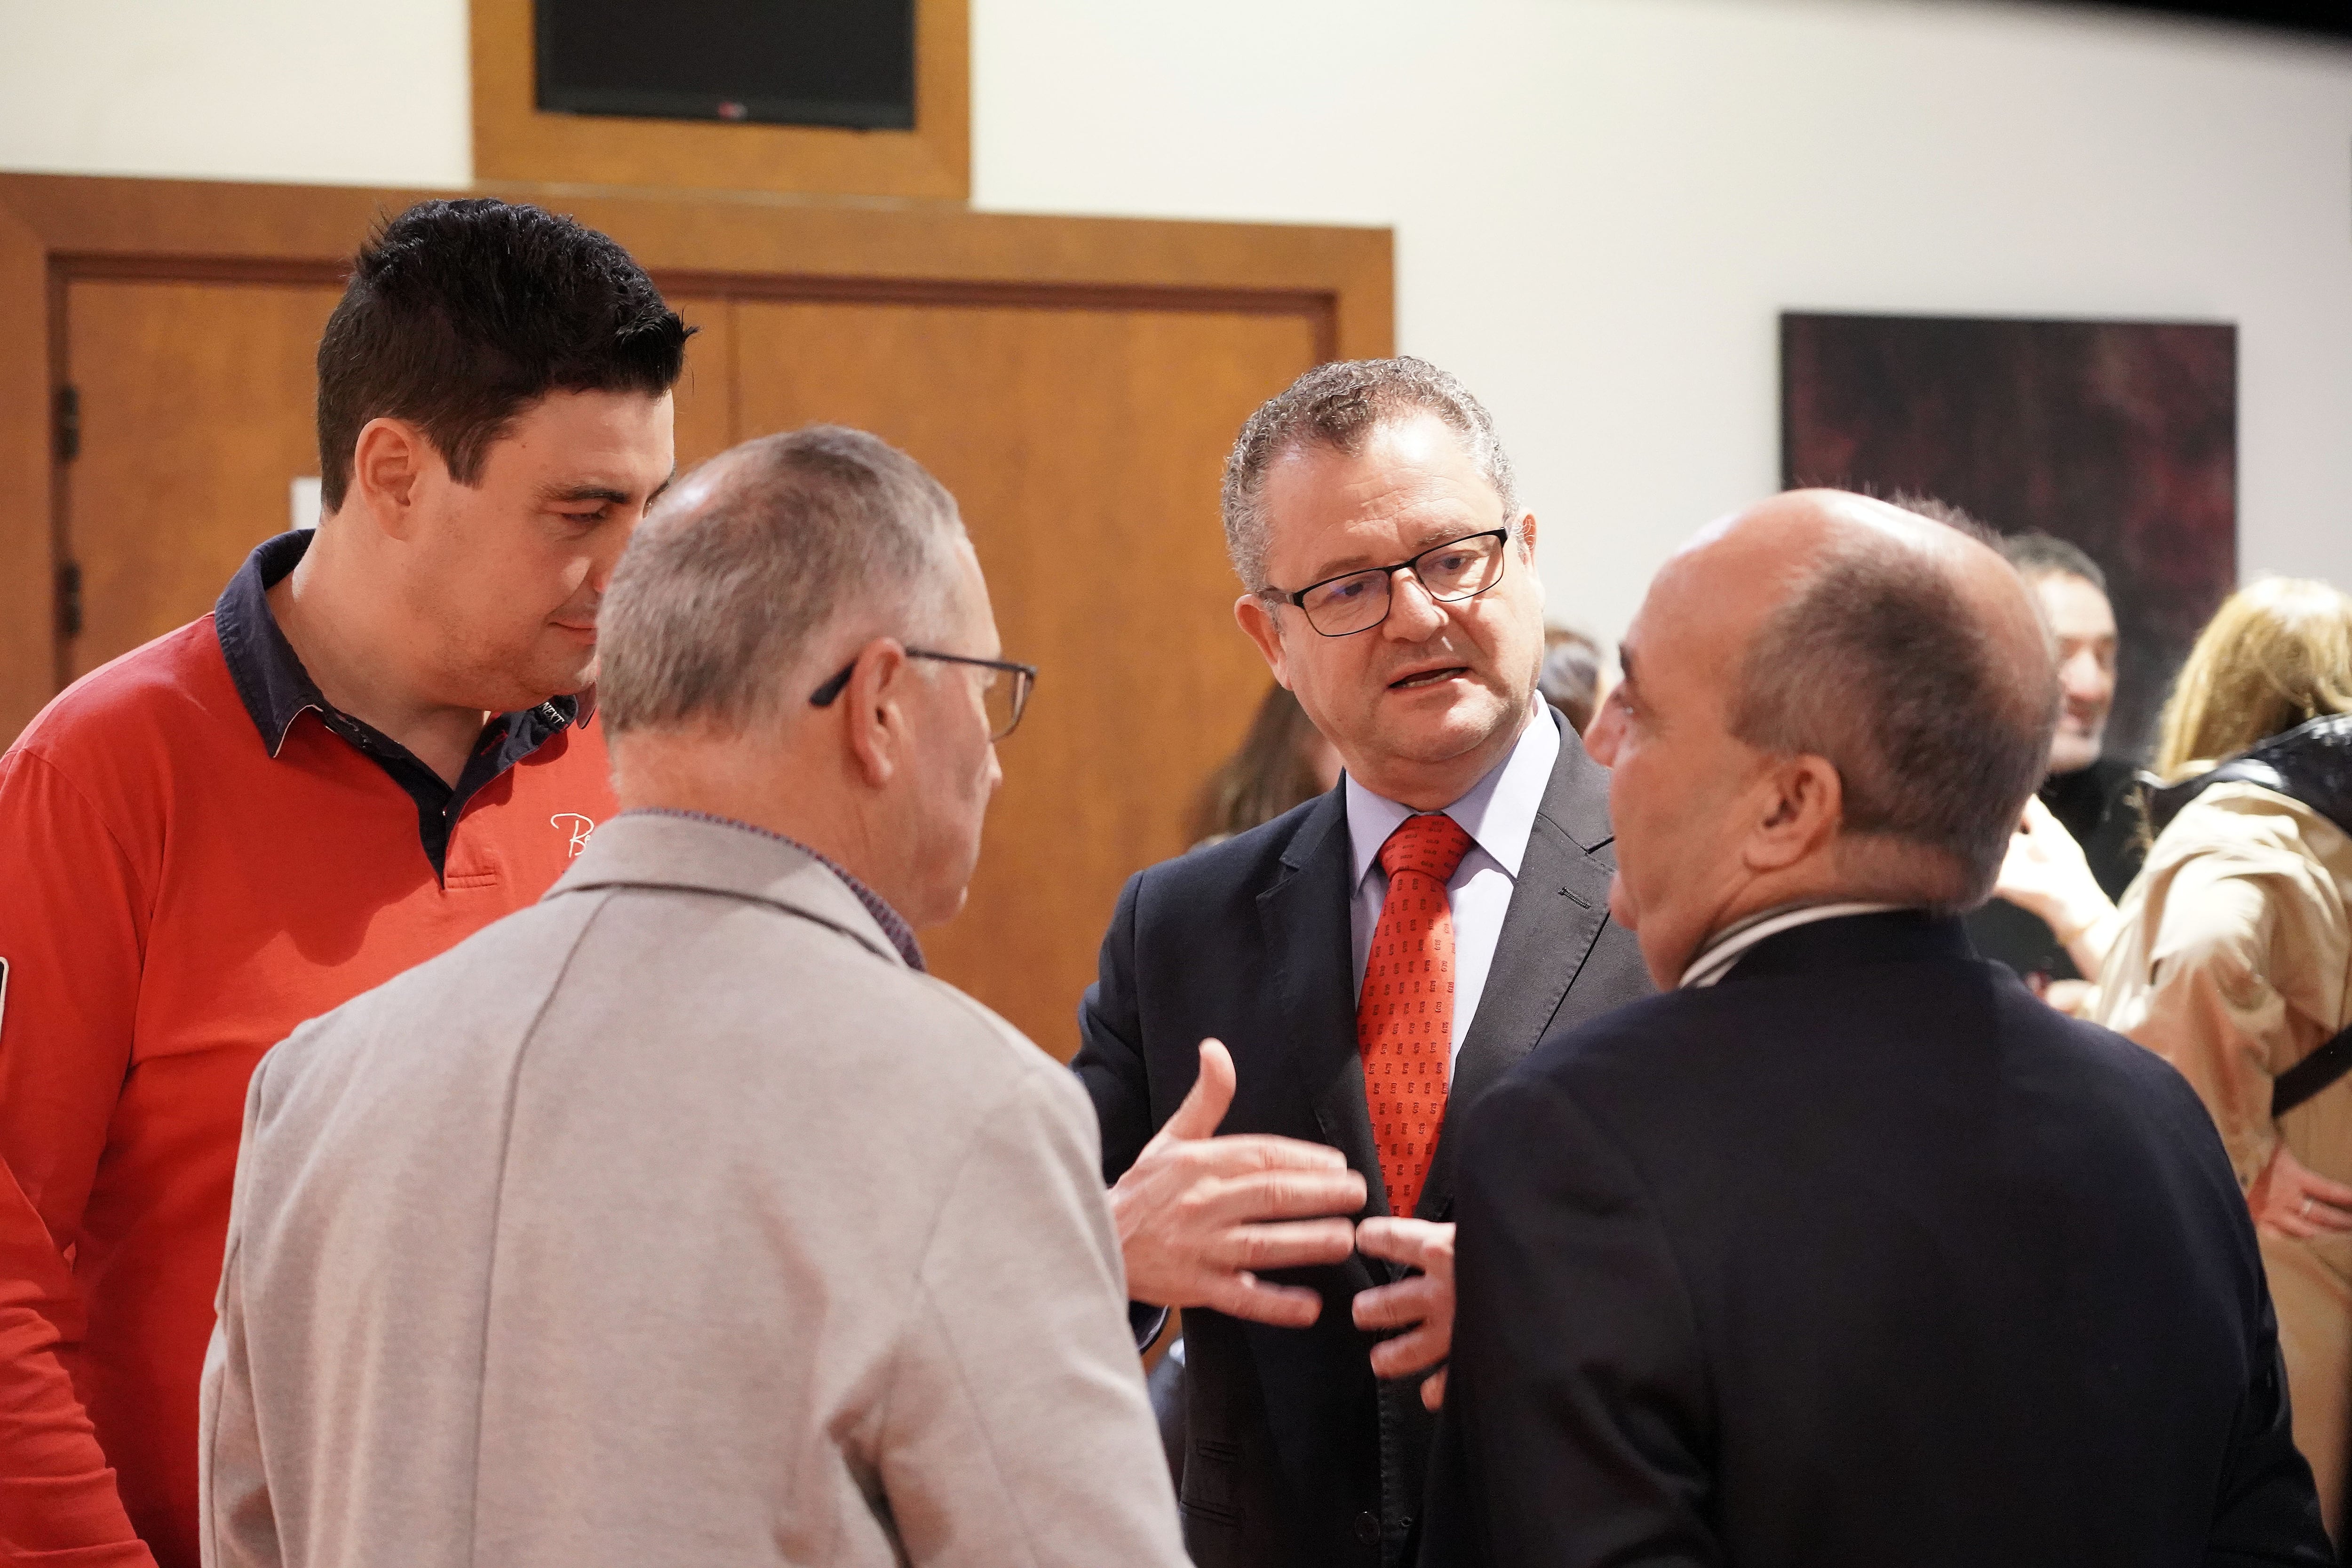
top-left (2304, 1172), bottom-right (2352, 1208)
top-left (1174, 1133), bottom-right (1351, 1176)
top-left (1207, 1273), bottom-right (1325, 1328)
top-left (1214, 1218), bottom-right (1360, 1273)
top-left (1195, 1168), bottom-right (1367, 1226)
top-left (2311, 1203), bottom-right (2352, 1233)
top-left (1355, 1216), bottom-right (1452, 1270)
top-left (1160, 1039), bottom-right (1240, 1143)
top-left (1352, 1275), bottom-right (1441, 1332)
top-left (1421, 1367), bottom-right (1447, 1412)
top-left (1368, 1321), bottom-right (1448, 1379)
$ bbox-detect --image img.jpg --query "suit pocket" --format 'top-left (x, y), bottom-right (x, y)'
top-left (1180, 1437), bottom-right (1246, 1527)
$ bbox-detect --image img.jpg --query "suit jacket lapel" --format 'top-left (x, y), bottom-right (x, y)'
top-left (1416, 715), bottom-right (1616, 1221)
top-left (1257, 787), bottom-right (1391, 1222)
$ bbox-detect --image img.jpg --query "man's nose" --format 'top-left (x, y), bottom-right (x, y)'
top-left (1382, 568), bottom-right (1446, 639)
top-left (1585, 693), bottom-right (1625, 765)
top-left (585, 548), bottom-right (622, 597)
top-left (586, 510), bottom-right (651, 594)
top-left (2061, 650), bottom-right (2104, 698)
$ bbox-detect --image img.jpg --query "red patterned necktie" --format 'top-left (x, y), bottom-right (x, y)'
top-left (1358, 812), bottom-right (1474, 1218)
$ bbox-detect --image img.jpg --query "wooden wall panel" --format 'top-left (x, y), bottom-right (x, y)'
top-left (0, 177), bottom-right (1390, 359)
top-left (0, 199), bottom-right (52, 739)
top-left (63, 278), bottom-right (342, 679)
top-left (0, 174), bottom-right (1391, 1061)
top-left (470, 0), bottom-right (970, 201)
top-left (668, 295), bottom-right (739, 471)
top-left (734, 299), bottom-right (1319, 1057)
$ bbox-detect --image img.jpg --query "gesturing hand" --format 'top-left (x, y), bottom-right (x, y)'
top-left (1353, 1217), bottom-right (1455, 1411)
top-left (1108, 1039), bottom-right (1367, 1328)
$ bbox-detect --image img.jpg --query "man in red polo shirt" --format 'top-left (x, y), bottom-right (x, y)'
top-left (0, 198), bottom-right (686, 1567)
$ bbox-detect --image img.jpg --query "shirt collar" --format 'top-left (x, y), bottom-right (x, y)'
top-left (1677, 900), bottom-right (1908, 989)
top-left (620, 808), bottom-right (926, 972)
top-left (1345, 703), bottom-right (1560, 892)
top-left (213, 529), bottom-right (588, 759)
top-left (215, 530), bottom-right (331, 756)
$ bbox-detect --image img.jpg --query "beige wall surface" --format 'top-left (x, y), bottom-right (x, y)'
top-left (4, 0), bottom-right (2350, 649)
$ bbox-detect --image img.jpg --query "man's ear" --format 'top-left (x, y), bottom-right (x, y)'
top-left (1234, 593), bottom-right (1291, 687)
top-left (840, 639), bottom-right (913, 788)
top-left (346, 418), bottom-right (431, 539)
top-left (1744, 753), bottom-right (1843, 874)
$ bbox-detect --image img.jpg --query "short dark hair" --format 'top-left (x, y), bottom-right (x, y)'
top-left (315, 199), bottom-right (691, 510)
top-left (1221, 357), bottom-right (1519, 593)
top-left (1999, 531), bottom-right (2108, 595)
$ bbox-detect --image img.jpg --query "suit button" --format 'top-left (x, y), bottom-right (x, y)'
top-left (1354, 1512), bottom-right (1381, 1545)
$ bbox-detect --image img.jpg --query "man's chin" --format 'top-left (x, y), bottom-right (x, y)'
top-left (1374, 687), bottom-right (1521, 764)
top-left (534, 650), bottom-right (599, 703)
top-left (465, 655), bottom-right (595, 716)
top-left (2048, 733), bottom-right (2103, 775)
top-left (1606, 873), bottom-right (1638, 931)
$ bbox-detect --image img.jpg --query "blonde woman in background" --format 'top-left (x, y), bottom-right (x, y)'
top-left (2038, 577), bottom-right (2352, 1539)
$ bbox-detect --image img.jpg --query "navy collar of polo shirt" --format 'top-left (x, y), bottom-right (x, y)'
top-left (214, 530), bottom-right (590, 882)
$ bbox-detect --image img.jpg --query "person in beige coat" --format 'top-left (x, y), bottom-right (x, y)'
top-left (2010, 576), bottom-right (2352, 1539)
top-left (197, 427), bottom-right (1189, 1568)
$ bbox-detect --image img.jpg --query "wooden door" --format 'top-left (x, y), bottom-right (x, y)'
top-left (62, 276), bottom-right (343, 680)
top-left (55, 272), bottom-right (1313, 1060)
top-left (58, 278), bottom-right (738, 680)
top-left (732, 297), bottom-right (1320, 1058)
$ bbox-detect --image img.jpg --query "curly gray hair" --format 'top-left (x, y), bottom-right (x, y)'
top-left (1220, 357), bottom-right (1519, 594)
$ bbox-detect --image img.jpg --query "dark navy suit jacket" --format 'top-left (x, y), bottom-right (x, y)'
top-left (1424, 910), bottom-right (2333, 1568)
top-left (1074, 711), bottom-right (1652, 1568)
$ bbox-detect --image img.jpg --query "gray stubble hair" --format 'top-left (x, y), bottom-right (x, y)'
top-left (1220, 357), bottom-right (1521, 595)
top-left (599, 425), bottom-right (966, 735)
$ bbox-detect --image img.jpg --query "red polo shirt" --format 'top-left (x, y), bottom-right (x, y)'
top-left (0, 532), bottom-right (615, 1568)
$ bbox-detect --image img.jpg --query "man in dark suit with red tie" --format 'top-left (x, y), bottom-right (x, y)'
top-left (1073, 358), bottom-right (1651, 1568)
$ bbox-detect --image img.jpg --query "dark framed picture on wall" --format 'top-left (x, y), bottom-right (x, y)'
top-left (1781, 310), bottom-right (2237, 764)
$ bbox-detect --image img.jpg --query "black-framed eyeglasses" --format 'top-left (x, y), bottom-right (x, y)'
top-left (809, 648), bottom-right (1039, 741)
top-left (1271, 527), bottom-right (1514, 637)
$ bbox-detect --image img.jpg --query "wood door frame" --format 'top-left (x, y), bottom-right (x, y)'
top-left (0, 172), bottom-right (1392, 743)
top-left (470, 0), bottom-right (972, 202)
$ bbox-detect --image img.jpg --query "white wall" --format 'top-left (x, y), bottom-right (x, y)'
top-left (5, 0), bottom-right (2350, 643)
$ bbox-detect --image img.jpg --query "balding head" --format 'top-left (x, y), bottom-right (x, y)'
top-left (600, 425), bottom-right (1009, 933)
top-left (600, 425), bottom-right (966, 735)
top-left (1722, 491), bottom-right (2056, 897)
top-left (1586, 489), bottom-right (2057, 985)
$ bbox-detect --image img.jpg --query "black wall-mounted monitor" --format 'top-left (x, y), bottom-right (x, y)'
top-left (2034, 0), bottom-right (2352, 39)
top-left (535, 0), bottom-right (916, 131)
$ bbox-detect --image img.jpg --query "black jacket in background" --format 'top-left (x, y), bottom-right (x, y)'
top-left (1966, 755), bottom-right (2145, 981)
top-left (1422, 910), bottom-right (2330, 1568)
top-left (1074, 712), bottom-right (1651, 1568)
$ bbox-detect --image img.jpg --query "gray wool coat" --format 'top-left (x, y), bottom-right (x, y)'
top-left (199, 812), bottom-right (1185, 1568)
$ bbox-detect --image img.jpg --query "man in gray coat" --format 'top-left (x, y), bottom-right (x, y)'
top-left (198, 427), bottom-right (1189, 1568)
